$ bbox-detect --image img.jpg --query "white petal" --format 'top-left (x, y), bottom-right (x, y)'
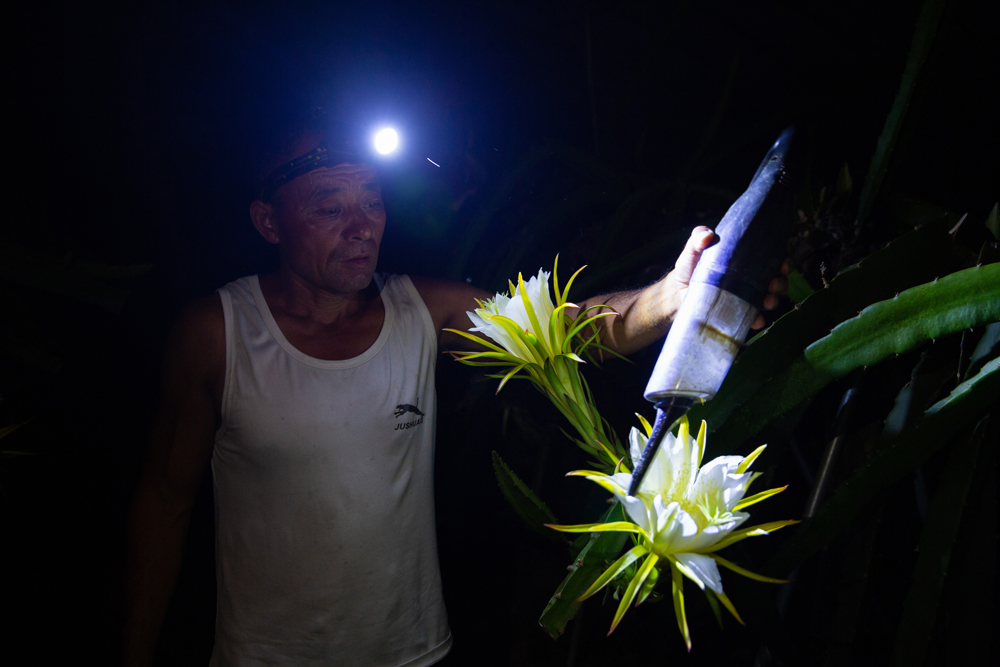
top-left (674, 553), bottom-right (724, 593)
top-left (652, 502), bottom-right (700, 552)
top-left (619, 495), bottom-right (654, 535)
top-left (691, 456), bottom-right (752, 510)
top-left (609, 471), bottom-right (633, 490)
top-left (640, 431), bottom-right (677, 496)
top-left (653, 495), bottom-right (675, 535)
top-left (677, 513), bottom-right (748, 552)
top-left (628, 427), bottom-right (647, 468)
top-left (468, 311), bottom-right (530, 360)
top-left (531, 270), bottom-right (556, 345)
top-left (504, 294), bottom-right (532, 333)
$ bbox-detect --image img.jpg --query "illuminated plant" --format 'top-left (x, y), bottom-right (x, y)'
top-left (548, 416), bottom-right (796, 649)
top-left (445, 258), bottom-right (627, 468)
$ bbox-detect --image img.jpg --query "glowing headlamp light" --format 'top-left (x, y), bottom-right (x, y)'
top-left (373, 128), bottom-right (399, 155)
top-left (259, 125), bottom-right (401, 202)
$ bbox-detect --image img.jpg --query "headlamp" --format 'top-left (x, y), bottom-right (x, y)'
top-left (259, 125), bottom-right (401, 202)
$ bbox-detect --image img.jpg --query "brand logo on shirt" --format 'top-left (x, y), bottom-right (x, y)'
top-left (394, 403), bottom-right (425, 430)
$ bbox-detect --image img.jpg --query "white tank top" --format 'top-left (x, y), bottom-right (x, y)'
top-left (210, 274), bottom-right (451, 666)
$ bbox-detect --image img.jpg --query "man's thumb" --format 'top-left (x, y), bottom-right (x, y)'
top-left (671, 226), bottom-right (717, 286)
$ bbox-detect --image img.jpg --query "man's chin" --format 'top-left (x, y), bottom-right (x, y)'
top-left (324, 269), bottom-right (375, 296)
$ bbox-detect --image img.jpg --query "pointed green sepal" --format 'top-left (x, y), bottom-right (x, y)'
top-left (737, 444), bottom-right (768, 473)
top-left (546, 521), bottom-right (647, 537)
top-left (715, 590), bottom-right (745, 625)
top-left (608, 553), bottom-right (659, 634)
top-left (669, 559), bottom-right (692, 651)
top-left (699, 520), bottom-right (800, 553)
top-left (635, 412), bottom-right (653, 437)
top-left (734, 485), bottom-right (788, 511)
top-left (709, 553), bottom-right (788, 584)
top-left (576, 544), bottom-right (648, 602)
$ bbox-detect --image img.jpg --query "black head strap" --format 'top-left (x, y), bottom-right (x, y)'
top-left (259, 138), bottom-right (364, 202)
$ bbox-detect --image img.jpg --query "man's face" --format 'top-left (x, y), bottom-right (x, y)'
top-left (266, 162), bottom-right (386, 296)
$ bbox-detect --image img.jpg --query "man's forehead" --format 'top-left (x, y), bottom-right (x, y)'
top-left (297, 164), bottom-right (380, 196)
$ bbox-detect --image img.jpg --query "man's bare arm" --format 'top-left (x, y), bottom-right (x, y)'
top-left (571, 227), bottom-right (787, 355)
top-left (570, 226), bottom-right (713, 355)
top-left (414, 226), bottom-right (786, 356)
top-left (409, 276), bottom-right (492, 349)
top-left (123, 296), bottom-right (224, 667)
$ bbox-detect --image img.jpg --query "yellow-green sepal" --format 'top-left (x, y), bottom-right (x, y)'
top-left (715, 590), bottom-right (745, 625)
top-left (709, 553), bottom-right (788, 584)
top-left (737, 444), bottom-right (767, 473)
top-left (698, 519), bottom-right (800, 553)
top-left (669, 558), bottom-right (692, 651)
top-left (734, 485), bottom-right (788, 511)
top-left (545, 521), bottom-right (648, 537)
top-left (576, 544), bottom-right (648, 602)
top-left (608, 552), bottom-right (659, 634)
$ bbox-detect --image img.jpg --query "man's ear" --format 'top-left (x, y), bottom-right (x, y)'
top-left (250, 200), bottom-right (281, 245)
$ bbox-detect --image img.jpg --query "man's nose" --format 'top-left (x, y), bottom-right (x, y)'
top-left (343, 207), bottom-right (374, 241)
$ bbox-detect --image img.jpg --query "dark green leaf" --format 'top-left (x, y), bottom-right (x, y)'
top-left (709, 264), bottom-right (1000, 454)
top-left (539, 502), bottom-right (629, 639)
top-left (965, 322), bottom-right (1000, 379)
top-left (805, 264), bottom-right (1000, 376)
top-left (944, 416), bottom-right (998, 665)
top-left (492, 451), bottom-right (558, 539)
top-left (858, 0), bottom-right (947, 225)
top-left (889, 418), bottom-right (989, 667)
top-left (881, 351), bottom-right (954, 439)
top-left (822, 503), bottom-right (884, 666)
top-left (766, 359), bottom-right (999, 577)
top-left (784, 269), bottom-right (815, 303)
top-left (836, 162), bottom-right (852, 196)
top-left (985, 202), bottom-right (1000, 241)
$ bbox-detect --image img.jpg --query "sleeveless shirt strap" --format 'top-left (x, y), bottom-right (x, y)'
top-left (398, 275), bottom-right (438, 346)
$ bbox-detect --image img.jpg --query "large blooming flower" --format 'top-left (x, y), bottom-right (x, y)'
top-left (548, 416), bottom-right (797, 649)
top-left (445, 259), bottom-right (625, 468)
top-left (468, 269), bottom-right (559, 363)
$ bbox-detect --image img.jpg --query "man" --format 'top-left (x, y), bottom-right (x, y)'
top-left (124, 125), bottom-right (785, 666)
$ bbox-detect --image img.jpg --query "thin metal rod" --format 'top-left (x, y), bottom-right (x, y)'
top-left (628, 397), bottom-right (693, 496)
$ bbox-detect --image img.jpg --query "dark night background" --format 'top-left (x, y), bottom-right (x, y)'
top-left (3, 1), bottom-right (997, 665)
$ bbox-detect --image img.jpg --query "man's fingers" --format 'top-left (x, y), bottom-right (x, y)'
top-left (750, 314), bottom-right (766, 330)
top-left (762, 294), bottom-right (780, 311)
top-left (670, 226), bottom-right (718, 286)
top-left (780, 258), bottom-right (792, 275)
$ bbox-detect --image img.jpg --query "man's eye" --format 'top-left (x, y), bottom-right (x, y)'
top-left (366, 200), bottom-right (383, 209)
top-left (323, 208), bottom-right (342, 216)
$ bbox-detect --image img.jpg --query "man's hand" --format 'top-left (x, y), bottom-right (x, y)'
top-left (663, 225), bottom-right (788, 331)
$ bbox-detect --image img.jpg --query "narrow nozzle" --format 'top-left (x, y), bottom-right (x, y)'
top-left (627, 397), bottom-right (694, 497)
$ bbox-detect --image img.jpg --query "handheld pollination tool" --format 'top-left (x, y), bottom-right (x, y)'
top-left (627, 127), bottom-right (800, 496)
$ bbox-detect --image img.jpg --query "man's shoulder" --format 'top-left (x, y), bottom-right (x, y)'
top-left (166, 293), bottom-right (226, 375)
top-left (176, 293), bottom-right (225, 335)
top-left (406, 276), bottom-right (492, 343)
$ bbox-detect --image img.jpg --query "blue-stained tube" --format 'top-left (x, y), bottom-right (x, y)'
top-left (628, 127), bottom-right (799, 497)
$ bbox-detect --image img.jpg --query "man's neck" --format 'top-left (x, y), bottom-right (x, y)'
top-left (259, 265), bottom-right (379, 326)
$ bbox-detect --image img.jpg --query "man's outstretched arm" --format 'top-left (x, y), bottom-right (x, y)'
top-left (416, 226), bottom-right (786, 355)
top-left (123, 297), bottom-right (223, 667)
top-left (570, 226), bottom-right (786, 355)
